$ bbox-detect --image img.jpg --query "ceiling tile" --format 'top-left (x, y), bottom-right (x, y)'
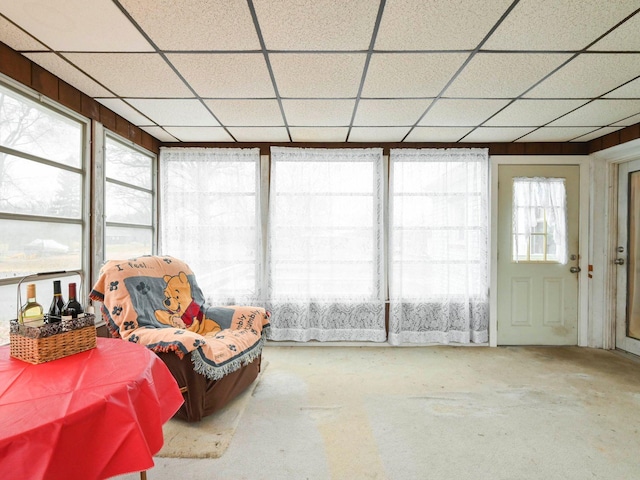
top-left (571, 127), bottom-right (622, 142)
top-left (1, 0), bottom-right (153, 51)
top-left (289, 127), bottom-right (349, 142)
top-left (613, 113), bottom-right (640, 127)
top-left (253, 0), bottom-right (378, 50)
top-left (63, 53), bottom-right (193, 97)
top-left (227, 127), bottom-right (290, 142)
top-left (404, 127), bottom-right (473, 142)
top-left (362, 53), bottom-right (467, 98)
top-left (0, 16), bottom-right (47, 51)
top-left (204, 99), bottom-right (283, 126)
top-left (119, 0), bottom-right (260, 50)
top-left (139, 126), bottom-right (178, 142)
top-left (483, 99), bottom-right (588, 127)
top-left (24, 52), bottom-right (114, 97)
top-left (604, 78), bottom-right (640, 99)
top-left (571, 127), bottom-right (625, 142)
top-left (96, 98), bottom-right (153, 126)
top-left (548, 100), bottom-right (640, 127)
top-left (375, 0), bottom-right (513, 50)
top-left (127, 99), bottom-right (219, 126)
top-left (282, 99), bottom-right (355, 126)
top-left (419, 99), bottom-right (510, 126)
top-left (461, 127), bottom-right (535, 142)
top-left (446, 53), bottom-right (571, 98)
top-left (588, 11), bottom-right (640, 51)
top-left (165, 126), bottom-right (234, 142)
top-left (348, 127), bottom-right (410, 142)
top-left (168, 53), bottom-right (274, 98)
top-left (484, 0), bottom-right (639, 50)
top-left (353, 99), bottom-right (431, 126)
top-left (525, 54), bottom-right (640, 98)
top-left (516, 127), bottom-right (601, 142)
top-left (270, 53), bottom-right (366, 98)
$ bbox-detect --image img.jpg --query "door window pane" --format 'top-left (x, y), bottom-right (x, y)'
top-left (512, 177), bottom-right (567, 263)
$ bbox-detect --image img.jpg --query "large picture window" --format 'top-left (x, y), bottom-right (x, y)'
top-left (104, 134), bottom-right (156, 260)
top-left (0, 81), bottom-right (88, 343)
top-left (266, 147), bottom-right (386, 342)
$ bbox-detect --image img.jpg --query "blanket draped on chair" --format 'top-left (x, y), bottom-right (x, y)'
top-left (90, 256), bottom-right (270, 380)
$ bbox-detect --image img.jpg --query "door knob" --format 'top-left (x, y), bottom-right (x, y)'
top-left (570, 266), bottom-right (581, 273)
top-left (614, 258), bottom-right (625, 265)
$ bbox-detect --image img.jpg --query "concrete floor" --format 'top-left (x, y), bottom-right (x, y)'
top-left (116, 345), bottom-right (640, 480)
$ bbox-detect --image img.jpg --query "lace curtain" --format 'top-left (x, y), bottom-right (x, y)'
top-left (159, 147), bottom-right (262, 305)
top-left (388, 149), bottom-right (489, 345)
top-left (512, 177), bottom-right (567, 264)
top-left (266, 147), bottom-right (386, 342)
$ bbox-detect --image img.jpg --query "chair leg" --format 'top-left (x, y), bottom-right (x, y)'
top-left (140, 471), bottom-right (147, 480)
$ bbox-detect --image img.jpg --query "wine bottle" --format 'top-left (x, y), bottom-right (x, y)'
top-left (63, 282), bottom-right (83, 319)
top-left (19, 283), bottom-right (44, 326)
top-left (48, 280), bottom-right (65, 323)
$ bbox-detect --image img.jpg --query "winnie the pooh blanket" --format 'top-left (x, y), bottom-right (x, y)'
top-left (90, 256), bottom-right (270, 380)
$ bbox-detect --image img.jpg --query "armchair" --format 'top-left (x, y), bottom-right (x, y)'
top-left (89, 255), bottom-right (270, 422)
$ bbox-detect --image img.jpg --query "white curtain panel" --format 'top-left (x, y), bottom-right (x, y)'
top-left (266, 147), bottom-right (386, 342)
top-left (512, 177), bottom-right (568, 264)
top-left (389, 148), bottom-right (489, 345)
top-left (159, 147), bottom-right (262, 305)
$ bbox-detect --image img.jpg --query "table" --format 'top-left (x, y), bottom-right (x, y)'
top-left (0, 337), bottom-right (184, 479)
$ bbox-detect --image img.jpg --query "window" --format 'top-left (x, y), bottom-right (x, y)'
top-left (512, 177), bottom-right (567, 263)
top-left (0, 80), bottom-right (88, 343)
top-left (266, 147), bottom-right (386, 342)
top-left (104, 134), bottom-right (156, 260)
top-left (160, 148), bottom-right (261, 304)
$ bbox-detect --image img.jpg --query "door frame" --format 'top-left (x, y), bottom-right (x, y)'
top-left (593, 139), bottom-right (640, 351)
top-left (490, 156), bottom-right (591, 347)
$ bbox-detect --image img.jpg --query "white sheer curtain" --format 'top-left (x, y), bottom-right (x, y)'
top-left (389, 148), bottom-right (489, 345)
top-left (266, 147), bottom-right (386, 342)
top-left (512, 177), bottom-right (567, 264)
top-left (159, 147), bottom-right (262, 305)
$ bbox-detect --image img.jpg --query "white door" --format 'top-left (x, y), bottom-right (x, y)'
top-left (615, 160), bottom-right (640, 356)
top-left (497, 165), bottom-right (581, 345)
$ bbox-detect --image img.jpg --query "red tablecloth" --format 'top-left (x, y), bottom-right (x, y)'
top-left (0, 337), bottom-right (184, 479)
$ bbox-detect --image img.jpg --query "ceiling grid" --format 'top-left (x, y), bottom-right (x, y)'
top-left (0, 0), bottom-right (638, 144)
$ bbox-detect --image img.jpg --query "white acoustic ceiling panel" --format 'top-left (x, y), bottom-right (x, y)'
top-left (282, 99), bottom-right (355, 126)
top-left (375, 0), bottom-right (513, 50)
top-left (605, 78), bottom-right (640, 99)
top-left (227, 127), bottom-right (290, 142)
top-left (119, 0), bottom-right (260, 50)
top-left (572, 127), bottom-right (624, 142)
top-left (204, 99), bottom-right (284, 127)
top-left (253, 0), bottom-right (379, 50)
top-left (165, 126), bottom-right (234, 142)
top-left (517, 126), bottom-right (602, 142)
top-left (353, 99), bottom-right (432, 126)
top-left (289, 127), bottom-right (349, 142)
top-left (25, 52), bottom-right (114, 98)
top-left (139, 126), bottom-right (178, 142)
top-left (405, 127), bottom-right (474, 142)
top-left (526, 54), bottom-right (640, 98)
top-left (484, 0), bottom-right (639, 50)
top-left (362, 53), bottom-right (467, 98)
top-left (419, 99), bottom-right (511, 127)
top-left (0, 16), bottom-right (47, 51)
top-left (614, 113), bottom-right (640, 127)
top-left (548, 100), bottom-right (640, 127)
top-left (269, 53), bottom-right (366, 98)
top-left (445, 53), bottom-right (572, 98)
top-left (462, 127), bottom-right (535, 142)
top-left (589, 12), bottom-right (640, 51)
top-left (0, 0), bottom-right (153, 52)
top-left (483, 99), bottom-right (588, 127)
top-left (349, 126), bottom-right (410, 142)
top-left (63, 53), bottom-right (193, 98)
top-left (127, 99), bottom-right (218, 126)
top-left (168, 53), bottom-right (275, 98)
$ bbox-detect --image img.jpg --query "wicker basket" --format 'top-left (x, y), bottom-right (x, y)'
top-left (10, 315), bottom-right (97, 364)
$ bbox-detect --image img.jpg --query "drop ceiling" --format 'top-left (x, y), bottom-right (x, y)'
top-left (1, 0), bottom-right (639, 144)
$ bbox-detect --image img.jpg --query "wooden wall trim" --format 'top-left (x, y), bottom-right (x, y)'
top-left (0, 41), bottom-right (160, 155)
